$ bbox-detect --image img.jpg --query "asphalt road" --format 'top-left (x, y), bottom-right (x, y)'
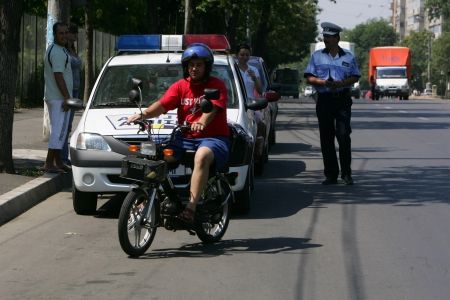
top-left (1, 97), bottom-right (450, 300)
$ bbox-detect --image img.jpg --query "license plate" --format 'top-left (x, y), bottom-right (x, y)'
top-left (169, 165), bottom-right (192, 176)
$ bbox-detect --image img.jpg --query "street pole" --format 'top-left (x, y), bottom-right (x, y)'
top-left (46, 0), bottom-right (71, 47)
top-left (426, 34), bottom-right (431, 90)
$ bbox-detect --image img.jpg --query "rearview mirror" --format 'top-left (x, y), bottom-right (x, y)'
top-left (201, 88), bottom-right (219, 113)
top-left (129, 77), bottom-right (143, 104)
top-left (66, 98), bottom-right (84, 110)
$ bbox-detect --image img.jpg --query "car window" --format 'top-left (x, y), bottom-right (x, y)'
top-left (248, 59), bottom-right (269, 92)
top-left (92, 64), bottom-right (238, 109)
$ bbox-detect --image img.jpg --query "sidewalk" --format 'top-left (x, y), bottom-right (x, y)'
top-left (0, 149), bottom-right (71, 226)
top-left (0, 109), bottom-right (74, 225)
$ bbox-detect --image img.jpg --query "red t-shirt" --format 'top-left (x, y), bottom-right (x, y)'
top-left (159, 76), bottom-right (229, 138)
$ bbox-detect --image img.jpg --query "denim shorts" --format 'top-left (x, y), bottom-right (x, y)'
top-left (169, 135), bottom-right (230, 172)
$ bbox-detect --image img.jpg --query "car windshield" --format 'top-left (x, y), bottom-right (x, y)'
top-left (91, 64), bottom-right (238, 109)
top-left (377, 68), bottom-right (407, 78)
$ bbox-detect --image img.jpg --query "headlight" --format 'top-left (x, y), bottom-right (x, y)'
top-left (76, 133), bottom-right (111, 151)
top-left (140, 141), bottom-right (156, 156)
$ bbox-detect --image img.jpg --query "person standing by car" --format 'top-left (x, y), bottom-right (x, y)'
top-left (43, 22), bottom-right (73, 173)
top-left (304, 22), bottom-right (360, 185)
top-left (236, 43), bottom-right (263, 97)
top-left (61, 23), bottom-right (82, 166)
top-left (127, 43), bottom-right (229, 224)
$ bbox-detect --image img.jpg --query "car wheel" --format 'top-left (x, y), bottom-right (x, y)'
top-left (72, 180), bottom-right (98, 215)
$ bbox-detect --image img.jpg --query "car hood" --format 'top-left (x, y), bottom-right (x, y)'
top-left (80, 107), bottom-right (239, 136)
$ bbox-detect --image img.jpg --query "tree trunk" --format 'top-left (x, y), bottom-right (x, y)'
top-left (253, 1), bottom-right (271, 58)
top-left (184, 0), bottom-right (193, 34)
top-left (147, 0), bottom-right (159, 33)
top-left (0, 0), bottom-right (24, 173)
top-left (83, 1), bottom-right (94, 103)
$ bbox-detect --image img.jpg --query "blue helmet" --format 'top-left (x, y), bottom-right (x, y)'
top-left (182, 43), bottom-right (214, 79)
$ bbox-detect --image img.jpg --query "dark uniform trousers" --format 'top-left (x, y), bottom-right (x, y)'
top-left (316, 92), bottom-right (352, 179)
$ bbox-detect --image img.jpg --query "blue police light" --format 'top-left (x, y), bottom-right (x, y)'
top-left (116, 35), bottom-right (161, 52)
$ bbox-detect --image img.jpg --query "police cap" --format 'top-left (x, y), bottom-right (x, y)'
top-left (321, 22), bottom-right (342, 36)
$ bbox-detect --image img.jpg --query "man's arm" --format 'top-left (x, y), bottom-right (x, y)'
top-left (54, 72), bottom-right (71, 111)
top-left (127, 100), bottom-right (166, 123)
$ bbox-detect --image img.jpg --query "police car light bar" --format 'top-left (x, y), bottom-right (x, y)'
top-left (116, 35), bottom-right (161, 52)
top-left (161, 35), bottom-right (183, 51)
top-left (183, 34), bottom-right (230, 51)
top-left (116, 34), bottom-right (230, 53)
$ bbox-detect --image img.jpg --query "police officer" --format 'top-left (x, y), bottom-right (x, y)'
top-left (304, 22), bottom-right (361, 185)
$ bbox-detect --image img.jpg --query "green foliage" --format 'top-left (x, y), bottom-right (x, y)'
top-left (401, 31), bottom-right (434, 91)
top-left (23, 0), bottom-right (47, 17)
top-left (425, 0), bottom-right (450, 20)
top-left (430, 32), bottom-right (450, 95)
top-left (344, 19), bottom-right (398, 89)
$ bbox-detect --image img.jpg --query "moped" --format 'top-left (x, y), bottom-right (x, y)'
top-left (118, 78), bottom-right (235, 257)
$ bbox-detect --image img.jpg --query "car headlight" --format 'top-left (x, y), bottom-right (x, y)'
top-left (76, 133), bottom-right (111, 151)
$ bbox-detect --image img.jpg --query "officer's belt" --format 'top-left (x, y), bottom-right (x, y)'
top-left (317, 89), bottom-right (350, 98)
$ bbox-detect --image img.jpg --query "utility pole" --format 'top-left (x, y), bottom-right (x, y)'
top-left (46, 0), bottom-right (71, 47)
top-left (426, 34), bottom-right (431, 91)
top-left (184, 0), bottom-right (192, 34)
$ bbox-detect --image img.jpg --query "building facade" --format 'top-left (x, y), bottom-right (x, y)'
top-left (391, 0), bottom-right (443, 40)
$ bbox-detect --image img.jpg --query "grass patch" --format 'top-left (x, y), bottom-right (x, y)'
top-left (16, 167), bottom-right (44, 177)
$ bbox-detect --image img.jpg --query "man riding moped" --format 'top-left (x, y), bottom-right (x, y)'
top-left (127, 43), bottom-right (230, 225)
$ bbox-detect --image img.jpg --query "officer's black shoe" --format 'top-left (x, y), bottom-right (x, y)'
top-left (341, 175), bottom-right (354, 185)
top-left (322, 178), bottom-right (338, 185)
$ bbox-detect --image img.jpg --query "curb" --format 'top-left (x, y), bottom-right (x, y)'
top-left (0, 173), bottom-right (72, 226)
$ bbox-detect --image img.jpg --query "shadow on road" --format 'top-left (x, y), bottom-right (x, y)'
top-left (137, 236), bottom-right (322, 259)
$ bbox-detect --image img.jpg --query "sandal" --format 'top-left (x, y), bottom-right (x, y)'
top-left (177, 207), bottom-right (195, 225)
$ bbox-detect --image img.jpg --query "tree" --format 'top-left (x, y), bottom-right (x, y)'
top-left (430, 32), bottom-right (450, 95)
top-left (0, 0), bottom-right (24, 173)
top-left (344, 19), bottom-right (398, 89)
top-left (195, 0), bottom-right (317, 70)
top-left (401, 30), bottom-right (434, 92)
top-left (425, 0), bottom-right (449, 32)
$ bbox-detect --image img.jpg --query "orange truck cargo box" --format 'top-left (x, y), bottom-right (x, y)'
top-left (369, 47), bottom-right (411, 79)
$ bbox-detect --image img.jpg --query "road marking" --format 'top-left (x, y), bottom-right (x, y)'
top-left (418, 117), bottom-right (429, 121)
top-left (398, 110), bottom-right (408, 113)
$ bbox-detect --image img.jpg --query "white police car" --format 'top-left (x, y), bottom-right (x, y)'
top-left (70, 34), bottom-right (273, 215)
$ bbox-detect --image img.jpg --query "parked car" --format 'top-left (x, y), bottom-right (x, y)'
top-left (70, 34), bottom-right (270, 215)
top-left (272, 68), bottom-right (300, 98)
top-left (247, 56), bottom-right (280, 174)
top-left (304, 85), bottom-right (314, 97)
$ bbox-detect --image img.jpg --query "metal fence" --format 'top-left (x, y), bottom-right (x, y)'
top-left (17, 14), bottom-right (117, 107)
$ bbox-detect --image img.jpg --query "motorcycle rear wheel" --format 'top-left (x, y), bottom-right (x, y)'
top-left (118, 189), bottom-right (157, 257)
top-left (195, 175), bottom-right (233, 243)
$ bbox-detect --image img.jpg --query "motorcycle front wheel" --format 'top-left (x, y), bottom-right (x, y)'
top-left (118, 188), bottom-right (157, 257)
top-left (195, 175), bottom-right (233, 243)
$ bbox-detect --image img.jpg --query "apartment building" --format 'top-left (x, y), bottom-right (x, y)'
top-left (391, 0), bottom-right (443, 40)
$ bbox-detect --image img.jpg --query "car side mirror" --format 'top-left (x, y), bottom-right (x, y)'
top-left (265, 90), bottom-right (280, 102)
top-left (129, 78), bottom-right (143, 104)
top-left (201, 88), bottom-right (219, 113)
top-left (66, 98), bottom-right (84, 110)
top-left (246, 98), bottom-right (268, 111)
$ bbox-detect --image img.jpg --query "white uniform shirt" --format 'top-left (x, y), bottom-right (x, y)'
top-left (239, 65), bottom-right (261, 99)
top-left (44, 43), bottom-right (73, 100)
